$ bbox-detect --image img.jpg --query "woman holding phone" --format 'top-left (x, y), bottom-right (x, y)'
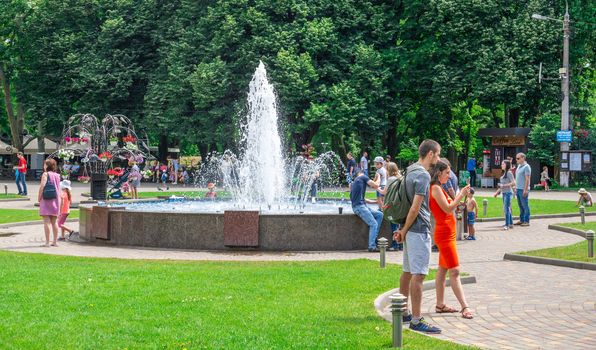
top-left (429, 160), bottom-right (473, 319)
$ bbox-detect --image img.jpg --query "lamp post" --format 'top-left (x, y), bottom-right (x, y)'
top-left (532, 3), bottom-right (571, 187)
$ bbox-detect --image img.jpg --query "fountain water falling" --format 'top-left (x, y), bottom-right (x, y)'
top-left (234, 61), bottom-right (286, 206)
top-left (190, 61), bottom-right (346, 211)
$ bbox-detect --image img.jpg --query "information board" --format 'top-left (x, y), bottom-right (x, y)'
top-left (556, 130), bottom-right (572, 142)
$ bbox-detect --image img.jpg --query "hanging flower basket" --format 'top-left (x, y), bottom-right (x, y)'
top-left (57, 149), bottom-right (75, 161)
top-left (78, 175), bottom-right (90, 183)
top-left (99, 152), bottom-right (112, 162)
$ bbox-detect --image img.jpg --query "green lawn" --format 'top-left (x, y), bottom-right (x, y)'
top-left (519, 221), bottom-right (596, 264)
top-left (558, 221), bottom-right (596, 232)
top-left (0, 209), bottom-right (79, 224)
top-left (0, 193), bottom-right (23, 199)
top-left (0, 252), bottom-right (473, 350)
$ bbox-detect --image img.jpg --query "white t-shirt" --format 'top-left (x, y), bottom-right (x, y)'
top-left (377, 167), bottom-right (387, 187)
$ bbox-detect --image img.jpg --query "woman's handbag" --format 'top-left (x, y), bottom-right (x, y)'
top-left (42, 173), bottom-right (58, 200)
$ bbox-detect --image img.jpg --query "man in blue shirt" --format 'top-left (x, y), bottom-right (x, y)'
top-left (467, 157), bottom-right (477, 188)
top-left (350, 170), bottom-right (381, 252)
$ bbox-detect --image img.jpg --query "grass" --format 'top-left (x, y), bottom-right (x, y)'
top-left (518, 221), bottom-right (596, 264)
top-left (0, 252), bottom-right (474, 349)
top-left (558, 221), bottom-right (596, 232)
top-left (0, 193), bottom-right (23, 199)
top-left (0, 209), bottom-right (79, 224)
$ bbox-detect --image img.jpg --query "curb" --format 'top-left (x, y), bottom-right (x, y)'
top-left (503, 253), bottom-right (596, 271)
top-left (0, 198), bottom-right (30, 202)
top-left (548, 224), bottom-right (587, 238)
top-left (476, 211), bottom-right (596, 223)
top-left (0, 218), bottom-right (79, 229)
top-left (374, 276), bottom-right (477, 322)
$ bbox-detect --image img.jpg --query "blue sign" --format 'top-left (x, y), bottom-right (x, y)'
top-left (556, 130), bottom-right (572, 142)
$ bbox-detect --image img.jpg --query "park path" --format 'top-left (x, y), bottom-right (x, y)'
top-left (0, 214), bottom-right (594, 349)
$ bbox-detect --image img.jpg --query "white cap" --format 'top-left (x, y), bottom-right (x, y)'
top-left (374, 156), bottom-right (384, 164)
top-left (60, 180), bottom-right (72, 190)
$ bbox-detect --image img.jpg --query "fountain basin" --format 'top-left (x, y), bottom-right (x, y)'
top-left (79, 200), bottom-right (393, 251)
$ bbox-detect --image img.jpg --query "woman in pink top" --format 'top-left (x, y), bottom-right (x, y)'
top-left (38, 158), bottom-right (61, 247)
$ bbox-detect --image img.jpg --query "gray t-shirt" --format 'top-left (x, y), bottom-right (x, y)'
top-left (377, 167), bottom-right (387, 186)
top-left (405, 163), bottom-right (431, 234)
top-left (499, 171), bottom-right (515, 193)
top-left (360, 156), bottom-right (368, 172)
top-left (515, 162), bottom-right (531, 190)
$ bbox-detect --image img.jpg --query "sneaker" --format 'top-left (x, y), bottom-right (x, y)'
top-left (368, 247), bottom-right (379, 253)
top-left (501, 226), bottom-right (509, 231)
top-left (508, 225), bottom-right (514, 229)
top-left (520, 222), bottom-right (530, 227)
top-left (402, 313), bottom-right (412, 323)
top-left (410, 318), bottom-right (441, 334)
top-left (466, 235), bottom-right (476, 240)
top-left (514, 221), bottom-right (523, 226)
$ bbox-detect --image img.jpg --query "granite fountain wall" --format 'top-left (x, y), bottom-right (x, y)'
top-left (79, 205), bottom-right (394, 251)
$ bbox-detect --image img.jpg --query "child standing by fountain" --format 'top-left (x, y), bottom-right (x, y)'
top-left (205, 183), bottom-right (217, 198)
top-left (58, 180), bottom-right (77, 240)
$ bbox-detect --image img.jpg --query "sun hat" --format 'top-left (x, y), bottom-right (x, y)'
top-left (578, 188), bottom-right (587, 194)
top-left (207, 182), bottom-right (215, 189)
top-left (374, 156), bottom-right (384, 164)
top-left (60, 180), bottom-right (72, 190)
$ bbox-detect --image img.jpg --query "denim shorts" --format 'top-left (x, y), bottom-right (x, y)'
top-left (402, 231), bottom-right (431, 275)
top-left (376, 185), bottom-right (386, 198)
top-left (467, 212), bottom-right (475, 225)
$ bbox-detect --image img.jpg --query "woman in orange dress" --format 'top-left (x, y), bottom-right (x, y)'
top-left (429, 160), bottom-right (473, 319)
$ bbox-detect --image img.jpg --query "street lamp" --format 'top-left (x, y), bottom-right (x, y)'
top-left (532, 3), bottom-right (571, 187)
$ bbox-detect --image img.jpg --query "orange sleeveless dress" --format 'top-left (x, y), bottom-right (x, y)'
top-left (429, 185), bottom-right (459, 269)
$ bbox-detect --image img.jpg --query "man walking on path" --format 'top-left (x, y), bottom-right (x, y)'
top-left (360, 151), bottom-right (369, 176)
top-left (350, 169), bottom-right (382, 252)
top-left (393, 139), bottom-right (442, 334)
top-left (514, 153), bottom-right (531, 226)
top-left (16, 152), bottom-right (28, 196)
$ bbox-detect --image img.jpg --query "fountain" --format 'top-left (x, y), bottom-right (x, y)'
top-left (78, 62), bottom-right (391, 250)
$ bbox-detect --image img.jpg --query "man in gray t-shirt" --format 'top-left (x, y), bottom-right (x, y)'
top-left (393, 139), bottom-right (442, 334)
top-left (514, 153), bottom-right (532, 226)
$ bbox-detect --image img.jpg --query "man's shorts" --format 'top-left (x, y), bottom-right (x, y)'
top-left (402, 231), bottom-right (431, 275)
top-left (467, 212), bottom-right (475, 225)
top-left (346, 173), bottom-right (354, 185)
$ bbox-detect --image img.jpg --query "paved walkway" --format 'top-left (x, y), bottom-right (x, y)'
top-left (0, 215), bottom-right (594, 349)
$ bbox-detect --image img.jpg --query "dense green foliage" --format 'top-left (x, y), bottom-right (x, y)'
top-left (1, 0), bottom-right (595, 168)
top-left (0, 252), bottom-right (476, 349)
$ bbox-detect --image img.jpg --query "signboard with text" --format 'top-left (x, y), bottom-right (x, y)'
top-left (556, 130), bottom-right (573, 142)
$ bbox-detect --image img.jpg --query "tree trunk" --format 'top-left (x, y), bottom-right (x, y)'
top-left (0, 64), bottom-right (23, 151)
top-left (158, 133), bottom-right (168, 162)
top-left (386, 114), bottom-right (398, 158)
top-left (197, 142), bottom-right (208, 161)
top-left (37, 120), bottom-right (46, 153)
